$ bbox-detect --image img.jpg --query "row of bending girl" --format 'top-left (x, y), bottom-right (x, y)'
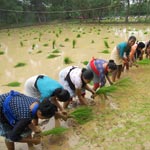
top-left (0, 59), bottom-right (117, 150)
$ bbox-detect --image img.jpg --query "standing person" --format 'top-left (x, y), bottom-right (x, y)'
top-left (59, 66), bottom-right (95, 109)
top-left (24, 75), bottom-right (70, 115)
top-left (110, 36), bottom-right (136, 82)
top-left (0, 90), bottom-right (58, 150)
top-left (87, 58), bottom-right (117, 91)
top-left (145, 40), bottom-right (150, 59)
top-left (129, 42), bottom-right (145, 67)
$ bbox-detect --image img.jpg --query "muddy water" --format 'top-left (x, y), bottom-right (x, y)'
top-left (0, 23), bottom-right (150, 150)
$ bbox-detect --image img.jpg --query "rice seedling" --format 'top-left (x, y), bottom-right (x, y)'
top-left (144, 32), bottom-right (148, 34)
top-left (96, 77), bottom-right (132, 96)
top-left (43, 43), bottom-right (49, 47)
top-left (104, 40), bottom-right (110, 48)
top-left (137, 59), bottom-right (150, 65)
top-left (70, 106), bottom-right (94, 124)
top-left (101, 50), bottom-right (110, 54)
top-left (41, 127), bottom-right (68, 136)
top-left (52, 40), bottom-right (56, 49)
top-left (104, 37), bottom-right (109, 39)
top-left (91, 40), bottom-right (94, 43)
top-left (59, 44), bottom-right (64, 47)
top-left (0, 51), bottom-right (4, 55)
top-left (113, 77), bottom-right (132, 88)
top-left (37, 50), bottom-right (42, 53)
top-left (4, 81), bottom-right (21, 87)
top-left (32, 44), bottom-right (35, 50)
top-left (47, 54), bottom-right (60, 59)
top-left (72, 39), bottom-right (76, 48)
top-left (56, 33), bottom-right (59, 38)
top-left (82, 60), bottom-right (89, 65)
top-left (52, 49), bottom-right (60, 53)
top-left (20, 41), bottom-right (23, 47)
top-left (14, 62), bottom-right (26, 68)
top-left (96, 85), bottom-right (117, 95)
top-left (76, 34), bottom-right (81, 38)
top-left (64, 38), bottom-right (69, 42)
top-left (64, 57), bottom-right (73, 64)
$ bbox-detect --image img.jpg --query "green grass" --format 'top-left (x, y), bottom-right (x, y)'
top-left (64, 57), bottom-right (73, 64)
top-left (47, 54), bottom-right (60, 59)
top-left (70, 106), bottom-right (94, 124)
top-left (4, 81), bottom-right (21, 87)
top-left (14, 62), bottom-right (26, 68)
top-left (41, 127), bottom-right (68, 136)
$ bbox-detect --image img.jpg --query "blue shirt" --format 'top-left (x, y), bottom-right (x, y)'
top-left (0, 92), bottom-right (37, 120)
top-left (95, 59), bottom-right (107, 87)
top-left (117, 42), bottom-right (128, 58)
top-left (37, 76), bottom-right (63, 102)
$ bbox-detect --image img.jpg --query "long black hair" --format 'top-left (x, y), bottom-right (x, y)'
top-left (38, 99), bottom-right (58, 118)
top-left (107, 60), bottom-right (117, 70)
top-left (53, 88), bottom-right (70, 102)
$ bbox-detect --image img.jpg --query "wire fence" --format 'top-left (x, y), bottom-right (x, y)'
top-left (0, 4), bottom-right (150, 28)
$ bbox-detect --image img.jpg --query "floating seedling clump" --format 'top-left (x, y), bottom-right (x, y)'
top-left (14, 62), bottom-right (26, 68)
top-left (5, 81), bottom-right (21, 87)
top-left (47, 54), bottom-right (60, 59)
top-left (64, 57), bottom-right (73, 64)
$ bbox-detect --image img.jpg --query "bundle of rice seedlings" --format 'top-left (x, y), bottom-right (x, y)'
top-left (72, 39), bottom-right (76, 48)
top-left (137, 59), bottom-right (150, 65)
top-left (52, 40), bottom-right (56, 49)
top-left (43, 43), bottom-right (49, 47)
top-left (47, 54), bottom-right (60, 59)
top-left (70, 106), bottom-right (94, 125)
top-left (14, 62), bottom-right (26, 68)
top-left (0, 51), bottom-right (4, 55)
top-left (113, 77), bottom-right (132, 87)
top-left (96, 85), bottom-right (117, 95)
top-left (52, 49), bottom-right (60, 53)
top-left (104, 40), bottom-right (109, 48)
top-left (64, 57), bottom-right (73, 64)
top-left (41, 127), bottom-right (68, 136)
top-left (96, 77), bottom-right (132, 96)
top-left (101, 50), bottom-right (110, 54)
top-left (82, 61), bottom-right (89, 65)
top-left (5, 81), bottom-right (21, 87)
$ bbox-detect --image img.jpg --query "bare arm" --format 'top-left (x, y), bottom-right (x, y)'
top-left (75, 88), bottom-right (88, 105)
